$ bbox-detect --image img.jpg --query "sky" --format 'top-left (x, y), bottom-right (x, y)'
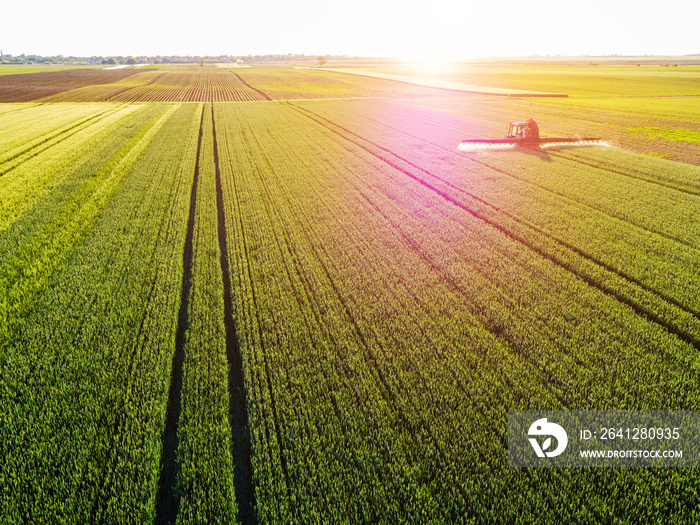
top-left (2, 0), bottom-right (698, 59)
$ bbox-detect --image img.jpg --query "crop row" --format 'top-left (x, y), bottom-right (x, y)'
top-left (107, 69), bottom-right (269, 102)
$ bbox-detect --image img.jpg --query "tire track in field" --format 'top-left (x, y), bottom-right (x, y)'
top-left (350, 183), bottom-right (574, 391)
top-left (230, 72), bottom-right (272, 101)
top-left (0, 102), bottom-right (44, 115)
top-left (0, 105), bottom-right (115, 165)
top-left (220, 108), bottom-right (294, 513)
top-left (154, 104), bottom-right (204, 525)
top-left (0, 105), bottom-right (180, 352)
top-left (211, 104), bottom-right (257, 525)
top-left (546, 151), bottom-right (700, 195)
top-left (287, 103), bottom-right (700, 351)
top-left (0, 105), bottom-right (125, 176)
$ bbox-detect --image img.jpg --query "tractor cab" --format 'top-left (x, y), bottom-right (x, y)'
top-left (506, 122), bottom-right (528, 139)
top-left (505, 119), bottom-right (539, 140)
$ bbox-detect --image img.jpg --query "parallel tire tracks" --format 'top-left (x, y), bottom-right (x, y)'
top-left (211, 104), bottom-right (257, 525)
top-left (154, 105), bottom-right (204, 525)
top-left (287, 103), bottom-right (700, 351)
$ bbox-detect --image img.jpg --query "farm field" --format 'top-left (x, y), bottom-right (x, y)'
top-left (0, 64), bottom-right (699, 523)
top-left (342, 62), bottom-right (700, 97)
top-left (0, 66), bottom-right (453, 103)
top-left (2, 63), bottom-right (696, 163)
top-left (305, 63), bottom-right (700, 164)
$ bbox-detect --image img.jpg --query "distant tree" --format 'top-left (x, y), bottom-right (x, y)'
top-left (317, 56), bottom-right (327, 67)
top-left (106, 57), bottom-right (117, 65)
top-left (126, 58), bottom-right (136, 65)
top-left (198, 58), bottom-right (205, 67)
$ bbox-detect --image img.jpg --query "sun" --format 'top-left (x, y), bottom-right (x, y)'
top-left (390, 0), bottom-right (487, 64)
top-left (396, 54), bottom-right (456, 74)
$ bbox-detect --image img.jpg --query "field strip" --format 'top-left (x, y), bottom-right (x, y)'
top-left (218, 102), bottom-right (450, 517)
top-left (221, 104), bottom-right (656, 506)
top-left (0, 105), bottom-right (150, 235)
top-left (0, 103), bottom-right (112, 151)
top-left (220, 111), bottom-right (290, 519)
top-left (0, 104), bottom-right (180, 350)
top-left (306, 68), bottom-right (569, 97)
top-left (107, 105), bottom-right (180, 179)
top-left (210, 104), bottom-right (256, 523)
top-left (212, 101), bottom-right (700, 519)
top-left (0, 106), bottom-right (125, 174)
top-left (155, 103), bottom-right (203, 524)
top-left (287, 103), bottom-right (700, 348)
top-left (0, 104), bottom-right (202, 523)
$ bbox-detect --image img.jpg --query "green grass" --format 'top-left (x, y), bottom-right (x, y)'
top-left (538, 95), bottom-right (700, 122)
top-left (628, 126), bottom-right (700, 143)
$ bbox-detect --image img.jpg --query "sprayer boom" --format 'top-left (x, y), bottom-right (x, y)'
top-left (458, 119), bottom-right (603, 151)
